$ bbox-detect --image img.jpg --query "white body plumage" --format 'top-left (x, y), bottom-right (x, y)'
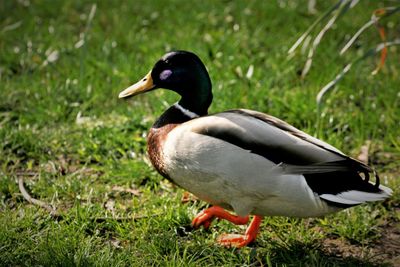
top-left (161, 110), bottom-right (392, 217)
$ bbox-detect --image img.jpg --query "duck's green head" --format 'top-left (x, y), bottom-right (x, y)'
top-left (119, 51), bottom-right (213, 116)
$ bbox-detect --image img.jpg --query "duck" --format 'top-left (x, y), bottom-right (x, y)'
top-left (119, 50), bottom-right (392, 248)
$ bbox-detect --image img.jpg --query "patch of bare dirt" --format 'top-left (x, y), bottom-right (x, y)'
top-left (321, 222), bottom-right (400, 266)
top-left (374, 222), bottom-right (400, 266)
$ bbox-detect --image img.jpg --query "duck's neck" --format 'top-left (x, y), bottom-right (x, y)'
top-left (152, 103), bottom-right (200, 129)
top-left (178, 87), bottom-right (212, 117)
top-left (175, 67), bottom-right (213, 117)
top-left (153, 88), bottom-right (212, 129)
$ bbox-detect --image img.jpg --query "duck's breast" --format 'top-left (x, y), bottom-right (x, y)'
top-left (147, 124), bottom-right (179, 179)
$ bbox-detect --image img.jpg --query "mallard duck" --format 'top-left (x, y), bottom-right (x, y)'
top-left (119, 51), bottom-right (392, 247)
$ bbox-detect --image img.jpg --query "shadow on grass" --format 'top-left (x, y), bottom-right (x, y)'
top-left (259, 240), bottom-right (386, 267)
top-left (140, 224), bottom-right (389, 266)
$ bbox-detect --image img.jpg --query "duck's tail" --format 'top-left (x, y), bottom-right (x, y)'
top-left (281, 159), bottom-right (393, 207)
top-left (319, 183), bottom-right (392, 206)
top-left (301, 161), bottom-right (393, 207)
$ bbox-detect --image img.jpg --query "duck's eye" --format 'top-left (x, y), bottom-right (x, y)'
top-left (160, 69), bottom-right (172, 81)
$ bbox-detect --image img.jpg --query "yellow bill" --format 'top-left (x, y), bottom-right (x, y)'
top-left (118, 71), bottom-right (155, 98)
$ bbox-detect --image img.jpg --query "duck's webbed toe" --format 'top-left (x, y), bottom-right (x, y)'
top-left (192, 206), bottom-right (249, 230)
top-left (217, 215), bottom-right (263, 248)
top-left (192, 206), bottom-right (263, 247)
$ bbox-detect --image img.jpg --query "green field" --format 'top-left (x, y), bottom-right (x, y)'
top-left (1, 1), bottom-right (399, 266)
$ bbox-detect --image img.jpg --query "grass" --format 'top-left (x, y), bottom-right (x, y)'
top-left (1, 0), bottom-right (399, 266)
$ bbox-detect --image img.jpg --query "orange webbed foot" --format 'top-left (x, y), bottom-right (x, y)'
top-left (192, 206), bottom-right (249, 230)
top-left (192, 206), bottom-right (263, 248)
top-left (217, 216), bottom-right (263, 248)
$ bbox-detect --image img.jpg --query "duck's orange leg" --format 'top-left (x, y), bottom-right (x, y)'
top-left (217, 215), bottom-right (263, 248)
top-left (192, 206), bottom-right (263, 248)
top-left (192, 206), bottom-right (249, 230)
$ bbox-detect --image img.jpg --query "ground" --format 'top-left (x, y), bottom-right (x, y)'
top-left (1, 1), bottom-right (399, 266)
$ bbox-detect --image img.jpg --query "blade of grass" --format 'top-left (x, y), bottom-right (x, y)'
top-left (301, 0), bottom-right (357, 78)
top-left (317, 39), bottom-right (400, 106)
top-left (339, 19), bottom-right (376, 55)
top-left (370, 7), bottom-right (398, 76)
top-left (316, 64), bottom-right (352, 105)
top-left (79, 4), bottom-right (97, 84)
top-left (18, 175), bottom-right (62, 219)
top-left (371, 25), bottom-right (387, 75)
top-left (1, 20), bottom-right (22, 33)
top-left (288, 0), bottom-right (344, 55)
top-left (340, 6), bottom-right (400, 55)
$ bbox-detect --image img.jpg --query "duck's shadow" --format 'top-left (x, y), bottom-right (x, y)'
top-left (246, 239), bottom-right (386, 267)
top-left (176, 225), bottom-right (387, 266)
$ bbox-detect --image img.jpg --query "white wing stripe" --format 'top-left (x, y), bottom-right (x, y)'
top-left (319, 194), bottom-right (362, 205)
top-left (320, 185), bottom-right (392, 205)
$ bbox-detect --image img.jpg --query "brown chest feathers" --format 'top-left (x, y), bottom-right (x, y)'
top-left (147, 124), bottom-right (178, 178)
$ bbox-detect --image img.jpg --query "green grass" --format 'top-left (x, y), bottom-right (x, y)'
top-left (1, 0), bottom-right (399, 266)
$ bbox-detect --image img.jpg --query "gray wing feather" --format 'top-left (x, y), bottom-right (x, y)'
top-left (187, 109), bottom-right (371, 175)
